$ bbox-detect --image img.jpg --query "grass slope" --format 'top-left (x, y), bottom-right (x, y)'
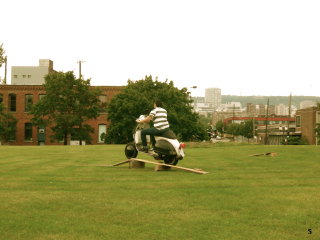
top-left (0, 144), bottom-right (320, 240)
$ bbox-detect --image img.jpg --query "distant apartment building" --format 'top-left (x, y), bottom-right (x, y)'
top-left (212, 111), bottom-right (248, 126)
top-left (268, 105), bottom-right (276, 116)
top-left (258, 104), bottom-right (266, 116)
top-left (275, 104), bottom-right (288, 116)
top-left (205, 88), bottom-right (221, 110)
top-left (11, 59), bottom-right (54, 85)
top-left (299, 100), bottom-right (316, 109)
top-left (218, 102), bottom-right (243, 112)
top-left (246, 103), bottom-right (256, 116)
top-left (246, 103), bottom-right (275, 116)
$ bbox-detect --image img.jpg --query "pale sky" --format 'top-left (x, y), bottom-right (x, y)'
top-left (2, 0), bottom-right (320, 97)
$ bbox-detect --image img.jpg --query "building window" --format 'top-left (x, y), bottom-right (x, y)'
top-left (98, 124), bottom-right (106, 143)
top-left (28, 75), bottom-right (31, 78)
top-left (296, 115), bottom-right (301, 127)
top-left (99, 95), bottom-right (106, 102)
top-left (99, 95), bottom-right (107, 112)
top-left (39, 94), bottom-right (46, 101)
top-left (9, 127), bottom-right (16, 141)
top-left (23, 75), bottom-right (26, 78)
top-left (13, 75), bottom-right (18, 78)
top-left (25, 94), bottom-right (33, 112)
top-left (0, 93), bottom-right (3, 104)
top-left (25, 123), bottom-right (33, 141)
top-left (317, 111), bottom-right (320, 124)
top-left (8, 94), bottom-right (16, 112)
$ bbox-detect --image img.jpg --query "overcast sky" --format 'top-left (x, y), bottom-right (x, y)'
top-left (2, 0), bottom-right (320, 97)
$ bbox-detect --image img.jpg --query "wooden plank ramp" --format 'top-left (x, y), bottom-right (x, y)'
top-left (110, 158), bottom-right (209, 175)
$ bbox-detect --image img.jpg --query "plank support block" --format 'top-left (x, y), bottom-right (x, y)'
top-left (129, 159), bottom-right (145, 168)
top-left (154, 164), bottom-right (171, 171)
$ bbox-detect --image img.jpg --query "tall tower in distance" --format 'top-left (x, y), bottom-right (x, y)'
top-left (205, 88), bottom-right (221, 110)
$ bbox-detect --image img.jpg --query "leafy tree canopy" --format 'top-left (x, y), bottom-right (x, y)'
top-left (0, 43), bottom-right (5, 68)
top-left (0, 103), bottom-right (17, 144)
top-left (106, 75), bottom-right (207, 143)
top-left (223, 119), bottom-right (257, 139)
top-left (30, 71), bottom-right (102, 145)
top-left (240, 119), bottom-right (256, 139)
top-left (215, 120), bottom-right (226, 134)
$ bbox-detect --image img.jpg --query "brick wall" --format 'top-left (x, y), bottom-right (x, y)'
top-left (0, 85), bottom-right (123, 145)
top-left (295, 107), bottom-right (317, 144)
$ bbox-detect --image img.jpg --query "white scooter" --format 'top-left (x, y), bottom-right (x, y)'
top-left (124, 115), bottom-right (185, 165)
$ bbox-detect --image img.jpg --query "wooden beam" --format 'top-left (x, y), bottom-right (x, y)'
top-left (129, 158), bottom-right (209, 174)
top-left (249, 152), bottom-right (277, 157)
top-left (108, 158), bottom-right (209, 174)
top-left (109, 160), bottom-right (131, 166)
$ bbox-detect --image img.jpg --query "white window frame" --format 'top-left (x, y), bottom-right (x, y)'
top-left (316, 111), bottom-right (320, 124)
top-left (98, 124), bottom-right (107, 143)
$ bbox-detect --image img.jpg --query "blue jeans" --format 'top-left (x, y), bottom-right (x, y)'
top-left (141, 127), bottom-right (169, 147)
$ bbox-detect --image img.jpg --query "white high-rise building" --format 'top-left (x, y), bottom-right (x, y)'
top-left (205, 88), bottom-right (221, 110)
top-left (275, 104), bottom-right (289, 116)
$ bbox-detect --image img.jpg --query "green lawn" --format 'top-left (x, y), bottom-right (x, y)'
top-left (0, 144), bottom-right (320, 240)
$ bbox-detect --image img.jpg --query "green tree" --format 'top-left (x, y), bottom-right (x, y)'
top-left (215, 120), bottom-right (226, 134)
top-left (0, 43), bottom-right (6, 84)
top-left (31, 71), bottom-right (102, 145)
top-left (106, 75), bottom-right (206, 143)
top-left (225, 123), bottom-right (241, 137)
top-left (282, 136), bottom-right (308, 145)
top-left (0, 43), bottom-right (5, 68)
top-left (0, 103), bottom-right (17, 144)
top-left (241, 119), bottom-right (256, 139)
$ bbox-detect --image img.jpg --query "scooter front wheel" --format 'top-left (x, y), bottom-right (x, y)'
top-left (163, 155), bottom-right (178, 165)
top-left (125, 142), bottom-right (138, 159)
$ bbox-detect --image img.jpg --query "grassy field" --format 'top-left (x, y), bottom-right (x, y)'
top-left (0, 143), bottom-right (320, 240)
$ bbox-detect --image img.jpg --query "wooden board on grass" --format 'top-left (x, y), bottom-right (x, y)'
top-left (109, 158), bottom-right (209, 175)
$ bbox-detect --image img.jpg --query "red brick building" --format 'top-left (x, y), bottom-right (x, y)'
top-left (0, 85), bottom-right (123, 145)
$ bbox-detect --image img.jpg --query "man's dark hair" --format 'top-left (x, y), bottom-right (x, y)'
top-left (155, 100), bottom-right (163, 107)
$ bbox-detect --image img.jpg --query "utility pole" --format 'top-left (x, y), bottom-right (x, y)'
top-left (77, 60), bottom-right (85, 146)
top-left (287, 93), bottom-right (292, 136)
top-left (4, 56), bottom-right (7, 84)
top-left (264, 98), bottom-right (269, 145)
top-left (77, 60), bottom-right (85, 79)
top-left (252, 114), bottom-right (255, 141)
top-left (233, 104), bottom-right (235, 123)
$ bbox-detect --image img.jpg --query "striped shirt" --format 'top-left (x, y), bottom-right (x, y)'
top-left (150, 107), bottom-right (170, 130)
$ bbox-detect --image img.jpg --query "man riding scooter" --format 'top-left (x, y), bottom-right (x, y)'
top-left (136, 100), bottom-right (170, 153)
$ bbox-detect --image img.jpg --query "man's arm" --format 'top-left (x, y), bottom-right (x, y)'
top-left (136, 115), bottom-right (153, 123)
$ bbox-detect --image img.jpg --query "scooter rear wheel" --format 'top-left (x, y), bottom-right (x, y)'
top-left (125, 142), bottom-right (138, 159)
top-left (163, 155), bottom-right (178, 165)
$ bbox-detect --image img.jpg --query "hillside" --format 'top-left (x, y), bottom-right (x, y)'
top-left (221, 95), bottom-right (320, 107)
